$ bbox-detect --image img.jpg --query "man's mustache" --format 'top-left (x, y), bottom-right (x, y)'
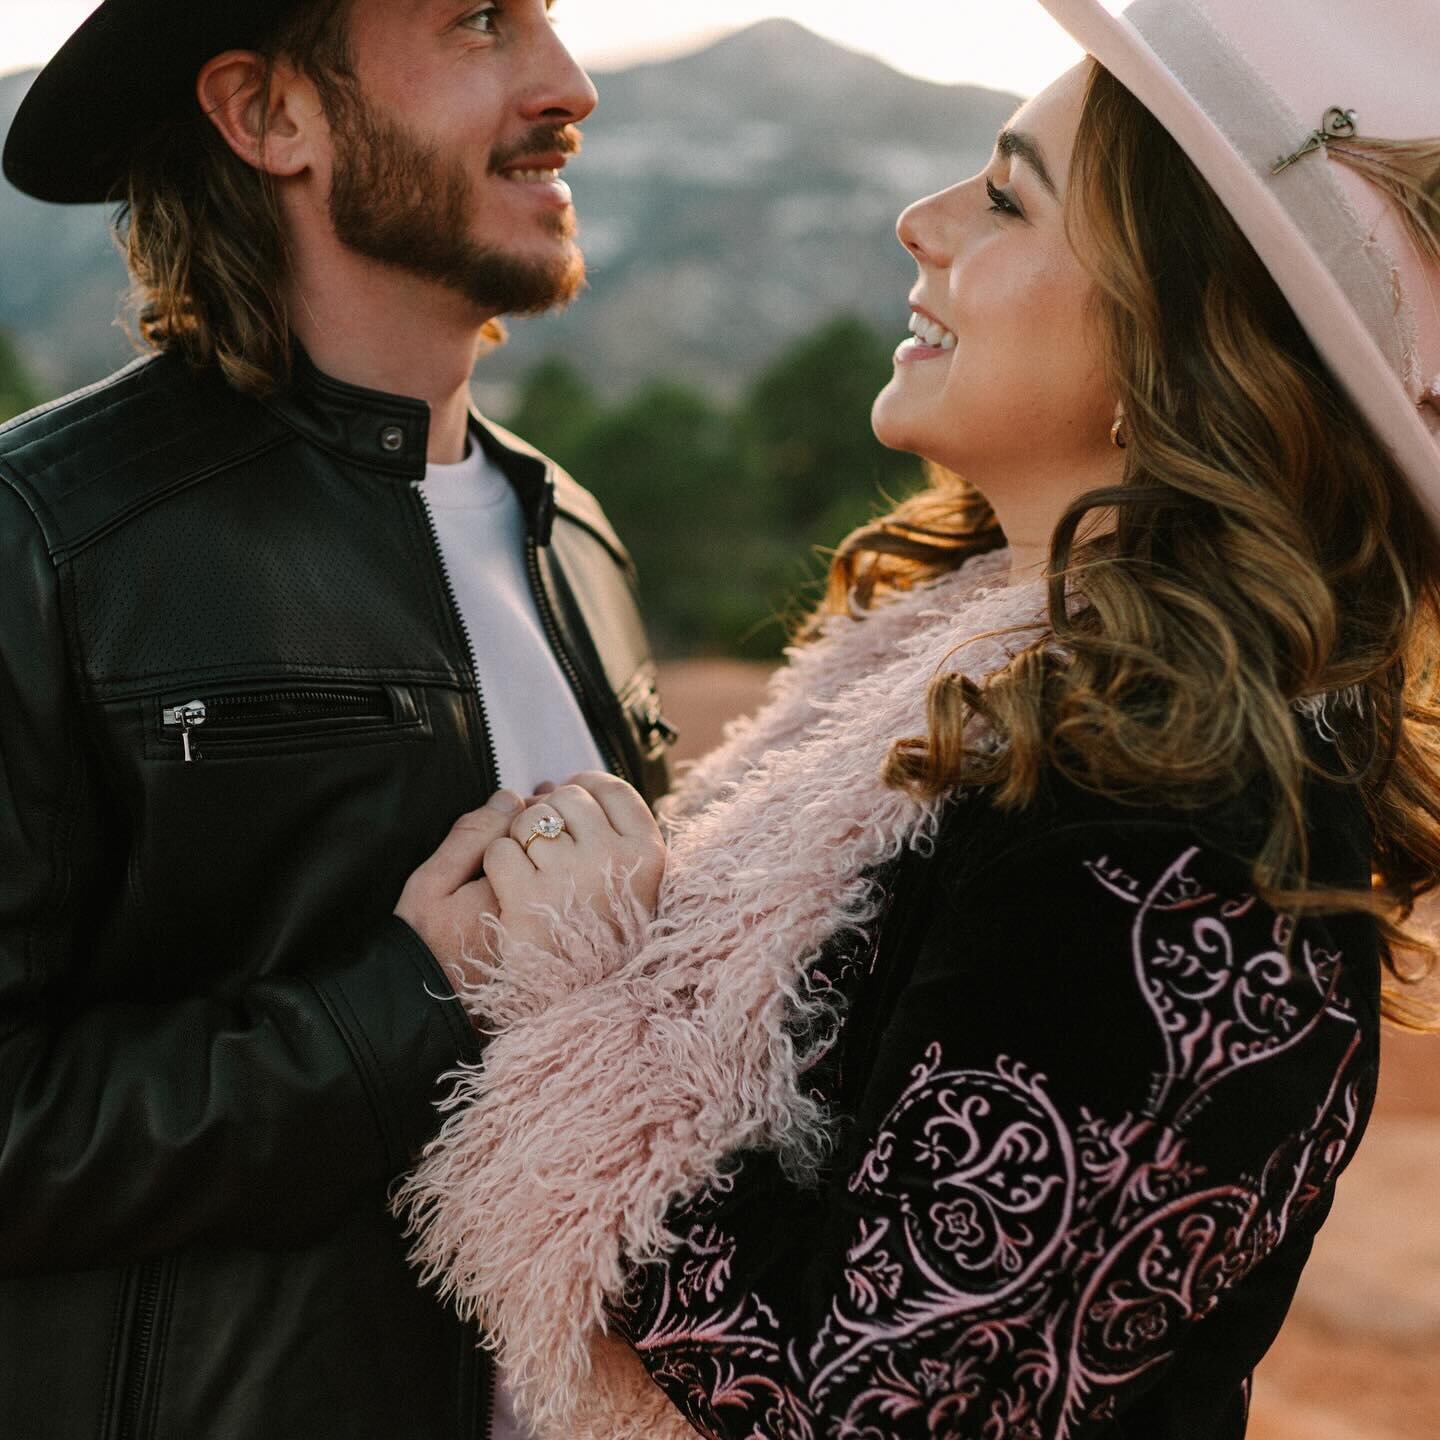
top-left (490, 125), bottom-right (583, 174)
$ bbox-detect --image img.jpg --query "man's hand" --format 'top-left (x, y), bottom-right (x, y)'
top-left (395, 789), bottom-right (527, 1001)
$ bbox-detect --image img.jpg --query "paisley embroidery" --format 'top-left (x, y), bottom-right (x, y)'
top-left (843, 1221), bottom-right (905, 1315)
top-left (677, 1225), bottom-right (738, 1308)
top-left (846, 1051), bottom-right (1075, 1304)
top-left (612, 849), bottom-right (1368, 1440)
top-left (1106, 846), bottom-right (1349, 1123)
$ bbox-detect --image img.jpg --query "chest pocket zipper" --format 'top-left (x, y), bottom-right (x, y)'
top-left (160, 684), bottom-right (421, 762)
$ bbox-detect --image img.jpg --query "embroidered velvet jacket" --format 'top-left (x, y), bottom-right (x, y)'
top-left (607, 768), bottom-right (1379, 1440)
top-left (399, 554), bottom-right (1379, 1440)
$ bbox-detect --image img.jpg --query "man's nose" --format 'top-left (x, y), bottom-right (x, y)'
top-left (522, 26), bottom-right (599, 126)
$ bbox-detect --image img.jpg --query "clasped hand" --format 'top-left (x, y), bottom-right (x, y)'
top-left (395, 772), bottom-right (667, 1004)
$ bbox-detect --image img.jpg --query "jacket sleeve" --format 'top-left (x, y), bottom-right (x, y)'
top-left (611, 818), bottom-right (1378, 1439)
top-left (0, 475), bottom-right (482, 1275)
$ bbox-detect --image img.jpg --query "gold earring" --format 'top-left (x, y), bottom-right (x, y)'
top-left (1110, 416), bottom-right (1128, 450)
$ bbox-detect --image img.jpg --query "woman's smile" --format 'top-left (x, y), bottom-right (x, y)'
top-left (896, 304), bottom-right (959, 364)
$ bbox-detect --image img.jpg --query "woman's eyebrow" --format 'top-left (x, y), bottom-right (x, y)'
top-left (998, 128), bottom-right (1059, 199)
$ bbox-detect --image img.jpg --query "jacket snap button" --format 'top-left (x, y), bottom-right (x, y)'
top-left (379, 425), bottom-right (406, 453)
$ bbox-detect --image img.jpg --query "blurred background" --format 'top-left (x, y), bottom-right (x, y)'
top-left (1, 6), bottom-right (1435, 1436)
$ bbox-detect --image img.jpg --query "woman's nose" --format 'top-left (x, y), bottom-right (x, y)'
top-left (897, 190), bottom-right (956, 269)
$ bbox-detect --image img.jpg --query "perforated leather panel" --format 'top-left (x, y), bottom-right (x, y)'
top-left (69, 452), bottom-right (467, 697)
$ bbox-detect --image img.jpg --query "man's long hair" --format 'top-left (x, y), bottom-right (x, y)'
top-left (819, 64), bottom-right (1440, 1030)
top-left (113, 0), bottom-right (501, 395)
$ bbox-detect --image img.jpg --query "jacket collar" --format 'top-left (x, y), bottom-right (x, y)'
top-left (261, 346), bottom-right (557, 542)
top-left (470, 412), bottom-right (558, 546)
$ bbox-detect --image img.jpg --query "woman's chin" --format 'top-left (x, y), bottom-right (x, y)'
top-left (871, 386), bottom-right (918, 455)
top-left (871, 394), bottom-right (950, 466)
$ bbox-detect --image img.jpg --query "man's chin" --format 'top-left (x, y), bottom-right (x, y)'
top-left (407, 241), bottom-right (587, 318)
top-left (474, 248), bottom-right (587, 317)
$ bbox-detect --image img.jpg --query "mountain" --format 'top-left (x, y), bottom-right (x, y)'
top-left (0, 21), bottom-right (1020, 405)
top-left (0, 68), bottom-right (135, 393)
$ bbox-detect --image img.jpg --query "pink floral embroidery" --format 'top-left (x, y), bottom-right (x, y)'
top-left (844, 1222), bottom-right (906, 1315)
top-left (614, 849), bottom-right (1367, 1439)
top-left (677, 1225), bottom-right (738, 1308)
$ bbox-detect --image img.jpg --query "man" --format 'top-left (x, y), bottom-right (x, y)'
top-left (0, 2), bottom-right (673, 1436)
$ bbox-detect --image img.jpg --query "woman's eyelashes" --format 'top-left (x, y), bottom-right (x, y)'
top-left (986, 178), bottom-right (1024, 219)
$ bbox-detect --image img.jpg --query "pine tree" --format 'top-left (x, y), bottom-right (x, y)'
top-left (739, 315), bottom-right (923, 541)
top-left (503, 358), bottom-right (600, 476)
top-left (503, 315), bottom-right (927, 659)
top-left (0, 328), bottom-right (41, 424)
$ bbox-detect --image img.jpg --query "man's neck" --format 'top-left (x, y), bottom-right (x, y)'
top-left (283, 228), bottom-right (499, 466)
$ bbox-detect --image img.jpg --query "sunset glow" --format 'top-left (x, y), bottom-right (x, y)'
top-left (2, 0), bottom-right (1085, 97)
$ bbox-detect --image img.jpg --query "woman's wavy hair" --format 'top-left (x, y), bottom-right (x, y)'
top-left (113, 0), bottom-right (501, 395)
top-left (821, 64), bottom-right (1440, 1029)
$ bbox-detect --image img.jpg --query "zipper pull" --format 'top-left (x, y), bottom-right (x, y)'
top-left (162, 699), bottom-right (208, 762)
top-left (638, 690), bottom-right (679, 756)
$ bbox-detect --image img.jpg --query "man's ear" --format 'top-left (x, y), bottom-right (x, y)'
top-left (196, 50), bottom-right (316, 178)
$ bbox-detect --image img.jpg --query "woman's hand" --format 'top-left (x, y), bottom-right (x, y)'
top-left (483, 772), bottom-right (666, 951)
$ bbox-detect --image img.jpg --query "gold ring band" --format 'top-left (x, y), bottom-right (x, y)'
top-left (520, 813), bottom-right (567, 855)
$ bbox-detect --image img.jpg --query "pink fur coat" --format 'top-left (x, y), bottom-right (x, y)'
top-left (394, 548), bottom-right (1051, 1439)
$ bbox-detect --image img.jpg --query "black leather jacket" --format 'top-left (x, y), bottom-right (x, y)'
top-left (0, 349), bottom-right (673, 1440)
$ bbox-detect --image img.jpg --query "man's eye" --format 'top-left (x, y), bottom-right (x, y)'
top-left (460, 5), bottom-right (500, 35)
top-left (986, 179), bottom-right (1022, 218)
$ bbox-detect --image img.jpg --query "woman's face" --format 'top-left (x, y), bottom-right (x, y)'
top-left (873, 63), bottom-right (1117, 511)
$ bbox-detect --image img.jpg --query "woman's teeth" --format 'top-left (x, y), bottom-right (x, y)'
top-left (907, 312), bottom-right (958, 351)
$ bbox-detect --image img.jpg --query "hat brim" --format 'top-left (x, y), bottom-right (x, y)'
top-left (3, 0), bottom-right (300, 206)
top-left (1037, 0), bottom-right (1440, 534)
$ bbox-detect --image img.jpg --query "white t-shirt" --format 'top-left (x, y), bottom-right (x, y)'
top-left (419, 443), bottom-right (604, 1440)
top-left (417, 442), bottom-right (606, 797)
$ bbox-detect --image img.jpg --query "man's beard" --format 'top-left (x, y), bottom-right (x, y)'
top-left (324, 91), bottom-right (586, 315)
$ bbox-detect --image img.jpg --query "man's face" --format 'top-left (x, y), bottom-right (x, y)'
top-left (318, 0), bottom-right (598, 314)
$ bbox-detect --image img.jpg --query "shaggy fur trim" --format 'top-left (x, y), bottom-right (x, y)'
top-left (394, 550), bottom-right (1052, 1437)
top-left (442, 868), bottom-right (657, 1030)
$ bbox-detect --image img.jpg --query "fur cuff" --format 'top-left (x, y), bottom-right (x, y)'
top-left (444, 865), bottom-right (654, 1030)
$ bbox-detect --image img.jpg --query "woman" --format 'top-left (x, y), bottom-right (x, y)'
top-left (396, 1), bottom-right (1440, 1436)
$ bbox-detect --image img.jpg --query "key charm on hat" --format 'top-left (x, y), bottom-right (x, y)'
top-left (1272, 107), bottom-right (1359, 175)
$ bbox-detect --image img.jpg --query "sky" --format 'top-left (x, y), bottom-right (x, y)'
top-left (1, 1), bottom-right (1087, 98)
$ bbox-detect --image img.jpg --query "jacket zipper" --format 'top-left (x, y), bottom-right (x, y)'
top-left (116, 1258), bottom-right (165, 1440)
top-left (161, 687), bottom-right (407, 762)
top-left (416, 491), bottom-right (499, 796)
top-left (476, 1348), bottom-right (495, 1440)
top-left (191, 687), bottom-right (393, 715)
top-left (627, 668), bottom-right (681, 759)
top-left (524, 536), bottom-right (629, 782)
top-left (162, 699), bottom-right (208, 762)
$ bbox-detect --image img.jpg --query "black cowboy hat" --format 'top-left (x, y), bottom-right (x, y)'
top-left (3, 0), bottom-right (303, 205)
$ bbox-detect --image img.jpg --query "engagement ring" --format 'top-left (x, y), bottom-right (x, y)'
top-left (521, 813), bottom-right (567, 855)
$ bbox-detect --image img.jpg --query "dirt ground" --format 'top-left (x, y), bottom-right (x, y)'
top-left (657, 660), bottom-right (1440, 1440)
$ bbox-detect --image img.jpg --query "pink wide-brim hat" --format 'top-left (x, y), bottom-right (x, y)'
top-left (1038, 0), bottom-right (1440, 532)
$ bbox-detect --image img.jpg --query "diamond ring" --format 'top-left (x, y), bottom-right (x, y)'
top-left (520, 812), bottom-right (567, 856)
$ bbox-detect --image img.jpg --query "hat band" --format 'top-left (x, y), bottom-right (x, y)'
top-left (1125, 0), bottom-right (1411, 383)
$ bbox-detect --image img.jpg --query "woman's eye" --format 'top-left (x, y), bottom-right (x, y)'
top-left (460, 4), bottom-right (500, 34)
top-left (986, 179), bottom-right (1022, 218)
